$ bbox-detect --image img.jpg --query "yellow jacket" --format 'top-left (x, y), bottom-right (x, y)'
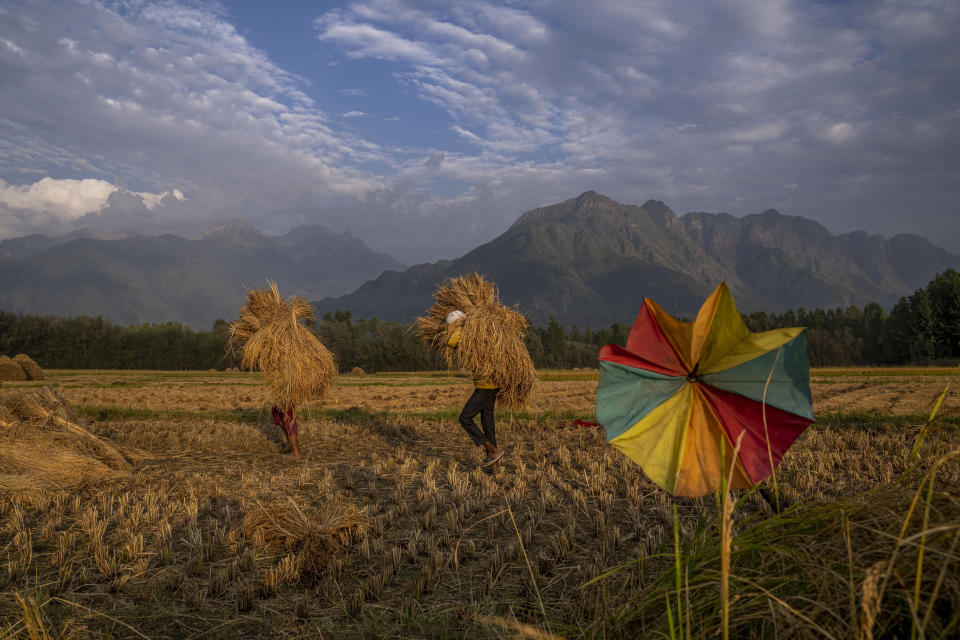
top-left (447, 327), bottom-right (497, 389)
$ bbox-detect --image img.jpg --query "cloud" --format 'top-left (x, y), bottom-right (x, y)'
top-left (0, 177), bottom-right (184, 236)
top-left (0, 0), bottom-right (958, 265)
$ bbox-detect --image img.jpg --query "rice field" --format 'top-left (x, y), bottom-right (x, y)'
top-left (1, 368), bottom-right (958, 639)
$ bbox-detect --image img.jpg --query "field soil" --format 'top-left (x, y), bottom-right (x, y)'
top-left (38, 368), bottom-right (960, 416)
top-left (1, 368), bottom-right (958, 639)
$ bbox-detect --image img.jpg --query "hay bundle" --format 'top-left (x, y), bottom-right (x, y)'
top-left (416, 272), bottom-right (536, 408)
top-left (242, 497), bottom-right (367, 572)
top-left (0, 388), bottom-right (130, 491)
top-left (0, 355), bottom-right (27, 381)
top-left (350, 366), bottom-right (366, 377)
top-left (228, 282), bottom-right (336, 411)
top-left (12, 354), bottom-right (43, 380)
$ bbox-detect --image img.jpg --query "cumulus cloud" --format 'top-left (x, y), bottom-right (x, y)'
top-left (0, 177), bottom-right (184, 236)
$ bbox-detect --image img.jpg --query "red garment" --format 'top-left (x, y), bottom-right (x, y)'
top-left (271, 405), bottom-right (298, 436)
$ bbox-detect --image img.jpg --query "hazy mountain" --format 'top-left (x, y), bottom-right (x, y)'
top-left (0, 221), bottom-right (403, 328)
top-left (315, 191), bottom-right (960, 327)
top-left (0, 228), bottom-right (132, 260)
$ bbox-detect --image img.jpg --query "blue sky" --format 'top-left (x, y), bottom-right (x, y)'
top-left (0, 0), bottom-right (958, 263)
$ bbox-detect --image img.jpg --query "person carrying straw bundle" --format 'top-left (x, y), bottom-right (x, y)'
top-left (229, 282), bottom-right (336, 458)
top-left (416, 273), bottom-right (536, 468)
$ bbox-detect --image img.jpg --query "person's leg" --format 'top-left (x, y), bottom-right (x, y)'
top-left (478, 389), bottom-right (498, 448)
top-left (458, 389), bottom-right (489, 447)
top-left (283, 407), bottom-right (300, 458)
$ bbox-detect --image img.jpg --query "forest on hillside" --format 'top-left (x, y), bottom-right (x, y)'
top-left (1, 269), bottom-right (958, 372)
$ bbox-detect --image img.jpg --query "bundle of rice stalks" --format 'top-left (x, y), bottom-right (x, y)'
top-left (12, 354), bottom-right (43, 380)
top-left (0, 388), bottom-right (130, 491)
top-left (242, 497), bottom-right (367, 573)
top-left (0, 354), bottom-right (27, 381)
top-left (228, 282), bottom-right (336, 410)
top-left (416, 272), bottom-right (536, 408)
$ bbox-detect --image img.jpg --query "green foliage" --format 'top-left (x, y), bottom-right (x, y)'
top-left (885, 268), bottom-right (960, 363)
top-left (1, 269), bottom-right (957, 370)
top-left (0, 312), bottom-right (233, 370)
top-left (743, 269), bottom-right (960, 366)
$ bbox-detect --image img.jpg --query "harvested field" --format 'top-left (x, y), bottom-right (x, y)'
top-left (0, 367), bottom-right (957, 638)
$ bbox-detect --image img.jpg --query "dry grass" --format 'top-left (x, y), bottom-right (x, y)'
top-left (12, 355), bottom-right (43, 381)
top-left (0, 355), bottom-right (28, 382)
top-left (417, 273), bottom-right (536, 408)
top-left (243, 497), bottom-right (368, 573)
top-left (0, 368), bottom-right (956, 638)
top-left (0, 388), bottom-right (130, 492)
top-left (228, 282), bottom-right (336, 411)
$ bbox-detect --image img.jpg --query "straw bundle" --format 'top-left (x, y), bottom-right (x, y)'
top-left (242, 497), bottom-right (367, 572)
top-left (228, 282), bottom-right (336, 411)
top-left (0, 355), bottom-right (27, 381)
top-left (416, 273), bottom-right (536, 408)
top-left (12, 354), bottom-right (43, 380)
top-left (0, 388), bottom-right (130, 491)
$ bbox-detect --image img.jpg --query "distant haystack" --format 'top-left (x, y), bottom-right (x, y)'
top-left (0, 355), bottom-right (27, 381)
top-left (0, 388), bottom-right (130, 491)
top-left (416, 272), bottom-right (536, 408)
top-left (350, 366), bottom-right (366, 377)
top-left (13, 354), bottom-right (43, 380)
top-left (228, 282), bottom-right (336, 410)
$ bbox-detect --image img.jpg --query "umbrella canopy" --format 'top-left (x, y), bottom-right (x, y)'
top-left (596, 283), bottom-right (814, 496)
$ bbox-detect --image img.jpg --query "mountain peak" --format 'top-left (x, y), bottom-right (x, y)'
top-left (196, 219), bottom-right (262, 241)
top-left (641, 199), bottom-right (676, 220)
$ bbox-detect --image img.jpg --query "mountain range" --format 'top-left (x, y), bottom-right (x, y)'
top-left (0, 221), bottom-right (402, 328)
top-left (314, 191), bottom-right (960, 327)
top-left (2, 191), bottom-right (956, 329)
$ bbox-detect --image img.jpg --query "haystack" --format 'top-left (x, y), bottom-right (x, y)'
top-left (0, 355), bottom-right (27, 381)
top-left (0, 387), bottom-right (130, 491)
top-left (242, 497), bottom-right (367, 572)
top-left (416, 272), bottom-right (536, 408)
top-left (350, 366), bottom-right (366, 377)
top-left (13, 354), bottom-right (43, 380)
top-left (228, 282), bottom-right (336, 411)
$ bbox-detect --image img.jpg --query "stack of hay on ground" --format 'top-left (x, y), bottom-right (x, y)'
top-left (0, 355), bottom-right (28, 381)
top-left (228, 282), bottom-right (336, 411)
top-left (13, 354), bottom-right (43, 380)
top-left (416, 272), bottom-right (536, 408)
top-left (242, 497), bottom-right (367, 573)
top-left (0, 388), bottom-right (130, 491)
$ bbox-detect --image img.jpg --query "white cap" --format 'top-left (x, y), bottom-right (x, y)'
top-left (445, 309), bottom-right (466, 324)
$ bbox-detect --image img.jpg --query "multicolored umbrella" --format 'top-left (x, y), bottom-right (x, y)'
top-left (596, 283), bottom-right (814, 497)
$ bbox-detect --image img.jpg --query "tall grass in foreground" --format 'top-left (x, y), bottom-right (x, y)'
top-left (584, 375), bottom-right (960, 640)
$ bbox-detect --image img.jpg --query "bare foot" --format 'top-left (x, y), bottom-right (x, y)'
top-left (288, 431), bottom-right (301, 458)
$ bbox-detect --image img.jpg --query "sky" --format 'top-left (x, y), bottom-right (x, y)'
top-left (0, 0), bottom-right (958, 264)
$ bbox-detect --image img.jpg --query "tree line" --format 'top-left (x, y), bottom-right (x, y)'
top-left (1, 269), bottom-right (957, 371)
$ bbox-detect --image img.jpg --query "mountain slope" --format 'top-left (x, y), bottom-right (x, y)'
top-left (315, 192), bottom-right (960, 326)
top-left (0, 222), bottom-right (403, 328)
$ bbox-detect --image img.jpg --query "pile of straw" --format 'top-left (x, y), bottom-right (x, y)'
top-left (13, 354), bottom-right (43, 380)
top-left (416, 272), bottom-right (535, 408)
top-left (0, 388), bottom-right (130, 491)
top-left (228, 282), bottom-right (336, 411)
top-left (242, 497), bottom-right (367, 573)
top-left (0, 355), bottom-right (27, 381)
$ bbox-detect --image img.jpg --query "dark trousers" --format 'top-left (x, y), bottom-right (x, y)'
top-left (458, 388), bottom-right (498, 447)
